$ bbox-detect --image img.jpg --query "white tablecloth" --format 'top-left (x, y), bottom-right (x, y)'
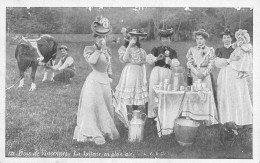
top-left (154, 88), bottom-right (218, 137)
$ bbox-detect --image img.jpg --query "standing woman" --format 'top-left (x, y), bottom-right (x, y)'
top-left (186, 29), bottom-right (216, 95)
top-left (146, 28), bottom-right (180, 118)
top-left (215, 29), bottom-right (252, 126)
top-left (73, 16), bottom-right (119, 145)
top-left (115, 28), bottom-right (148, 112)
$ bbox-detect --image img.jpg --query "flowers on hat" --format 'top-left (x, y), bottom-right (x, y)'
top-left (91, 16), bottom-right (112, 36)
top-left (94, 16), bottom-right (110, 29)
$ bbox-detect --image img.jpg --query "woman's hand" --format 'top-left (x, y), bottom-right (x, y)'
top-left (128, 39), bottom-right (136, 47)
top-left (156, 54), bottom-right (165, 61)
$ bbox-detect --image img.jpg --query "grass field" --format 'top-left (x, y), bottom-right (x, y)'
top-left (5, 38), bottom-right (253, 158)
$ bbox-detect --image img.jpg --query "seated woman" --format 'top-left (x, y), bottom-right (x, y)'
top-left (186, 29), bottom-right (216, 98)
top-left (146, 28), bottom-right (180, 118)
top-left (73, 16), bottom-right (119, 145)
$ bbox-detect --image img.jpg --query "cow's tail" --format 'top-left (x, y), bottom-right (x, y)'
top-left (51, 40), bottom-right (58, 60)
top-left (15, 44), bottom-right (20, 60)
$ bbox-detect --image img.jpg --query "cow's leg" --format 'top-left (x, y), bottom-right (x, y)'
top-left (50, 71), bottom-right (55, 81)
top-left (17, 67), bottom-right (25, 88)
top-left (42, 68), bottom-right (48, 82)
top-left (29, 65), bottom-right (37, 91)
top-left (50, 60), bottom-right (55, 81)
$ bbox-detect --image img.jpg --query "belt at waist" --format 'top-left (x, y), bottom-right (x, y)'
top-left (155, 64), bottom-right (171, 69)
top-left (194, 65), bottom-right (207, 68)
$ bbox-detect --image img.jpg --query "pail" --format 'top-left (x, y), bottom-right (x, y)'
top-left (174, 118), bottom-right (200, 146)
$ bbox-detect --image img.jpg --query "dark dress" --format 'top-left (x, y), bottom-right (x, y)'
top-left (148, 46), bottom-right (179, 118)
top-left (215, 46), bottom-right (234, 59)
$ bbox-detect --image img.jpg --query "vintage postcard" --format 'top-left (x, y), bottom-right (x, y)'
top-left (1, 0), bottom-right (260, 163)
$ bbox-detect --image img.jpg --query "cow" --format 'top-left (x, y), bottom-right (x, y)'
top-left (15, 34), bottom-right (58, 91)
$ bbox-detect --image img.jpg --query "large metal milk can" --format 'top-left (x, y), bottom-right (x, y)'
top-left (127, 110), bottom-right (147, 142)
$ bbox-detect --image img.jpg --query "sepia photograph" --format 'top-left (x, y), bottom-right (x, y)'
top-left (1, 0), bottom-right (260, 162)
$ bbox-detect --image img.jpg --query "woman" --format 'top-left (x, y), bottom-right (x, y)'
top-left (215, 29), bottom-right (252, 126)
top-left (115, 28), bottom-right (148, 112)
top-left (186, 29), bottom-right (216, 95)
top-left (146, 28), bottom-right (180, 118)
top-left (73, 16), bottom-right (119, 145)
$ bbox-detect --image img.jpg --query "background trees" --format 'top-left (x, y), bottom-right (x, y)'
top-left (6, 7), bottom-right (253, 41)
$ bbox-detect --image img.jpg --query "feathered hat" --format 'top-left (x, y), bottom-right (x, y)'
top-left (220, 28), bottom-right (234, 37)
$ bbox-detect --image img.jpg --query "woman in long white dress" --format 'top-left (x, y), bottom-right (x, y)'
top-left (73, 16), bottom-right (119, 145)
top-left (115, 28), bottom-right (148, 112)
top-left (215, 29), bottom-right (253, 126)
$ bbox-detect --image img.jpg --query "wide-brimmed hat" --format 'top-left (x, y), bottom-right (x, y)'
top-left (193, 29), bottom-right (209, 39)
top-left (158, 28), bottom-right (174, 37)
top-left (91, 16), bottom-right (112, 36)
top-left (59, 45), bottom-right (69, 51)
top-left (128, 28), bottom-right (147, 37)
top-left (220, 28), bottom-right (234, 37)
top-left (235, 29), bottom-right (250, 43)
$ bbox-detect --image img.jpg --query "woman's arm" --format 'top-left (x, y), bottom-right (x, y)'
top-left (118, 46), bottom-right (130, 63)
top-left (202, 48), bottom-right (216, 76)
top-left (83, 46), bottom-right (101, 64)
top-left (186, 48), bottom-right (198, 75)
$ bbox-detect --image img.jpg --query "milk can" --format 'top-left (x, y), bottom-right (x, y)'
top-left (127, 110), bottom-right (147, 142)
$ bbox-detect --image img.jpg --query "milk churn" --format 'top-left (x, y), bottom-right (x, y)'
top-left (127, 110), bottom-right (147, 142)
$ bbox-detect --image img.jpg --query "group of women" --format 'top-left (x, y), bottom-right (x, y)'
top-left (73, 16), bottom-right (253, 145)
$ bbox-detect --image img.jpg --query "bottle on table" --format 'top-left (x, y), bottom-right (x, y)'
top-left (187, 68), bottom-right (193, 91)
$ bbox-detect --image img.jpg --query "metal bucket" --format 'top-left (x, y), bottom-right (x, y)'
top-left (174, 118), bottom-right (200, 146)
top-left (127, 110), bottom-right (147, 142)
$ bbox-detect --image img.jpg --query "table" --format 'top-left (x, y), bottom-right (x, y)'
top-left (153, 88), bottom-right (219, 137)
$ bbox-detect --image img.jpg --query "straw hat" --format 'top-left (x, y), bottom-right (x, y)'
top-left (128, 28), bottom-right (147, 37)
top-left (193, 29), bottom-right (209, 39)
top-left (91, 16), bottom-right (112, 36)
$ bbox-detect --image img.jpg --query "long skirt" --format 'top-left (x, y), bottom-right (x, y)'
top-left (148, 66), bottom-right (172, 118)
top-left (73, 72), bottom-right (120, 145)
top-left (217, 66), bottom-right (252, 125)
top-left (115, 63), bottom-right (148, 106)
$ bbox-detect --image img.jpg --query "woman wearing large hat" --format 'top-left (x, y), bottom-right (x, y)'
top-left (215, 29), bottom-right (253, 126)
top-left (146, 28), bottom-right (180, 118)
top-left (115, 27), bottom-right (149, 114)
top-left (73, 16), bottom-right (119, 145)
top-left (186, 29), bottom-right (217, 106)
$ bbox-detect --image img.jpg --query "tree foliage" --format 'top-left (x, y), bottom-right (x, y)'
top-left (6, 7), bottom-right (253, 41)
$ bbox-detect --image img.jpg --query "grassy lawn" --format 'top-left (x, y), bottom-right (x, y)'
top-left (5, 39), bottom-right (252, 158)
